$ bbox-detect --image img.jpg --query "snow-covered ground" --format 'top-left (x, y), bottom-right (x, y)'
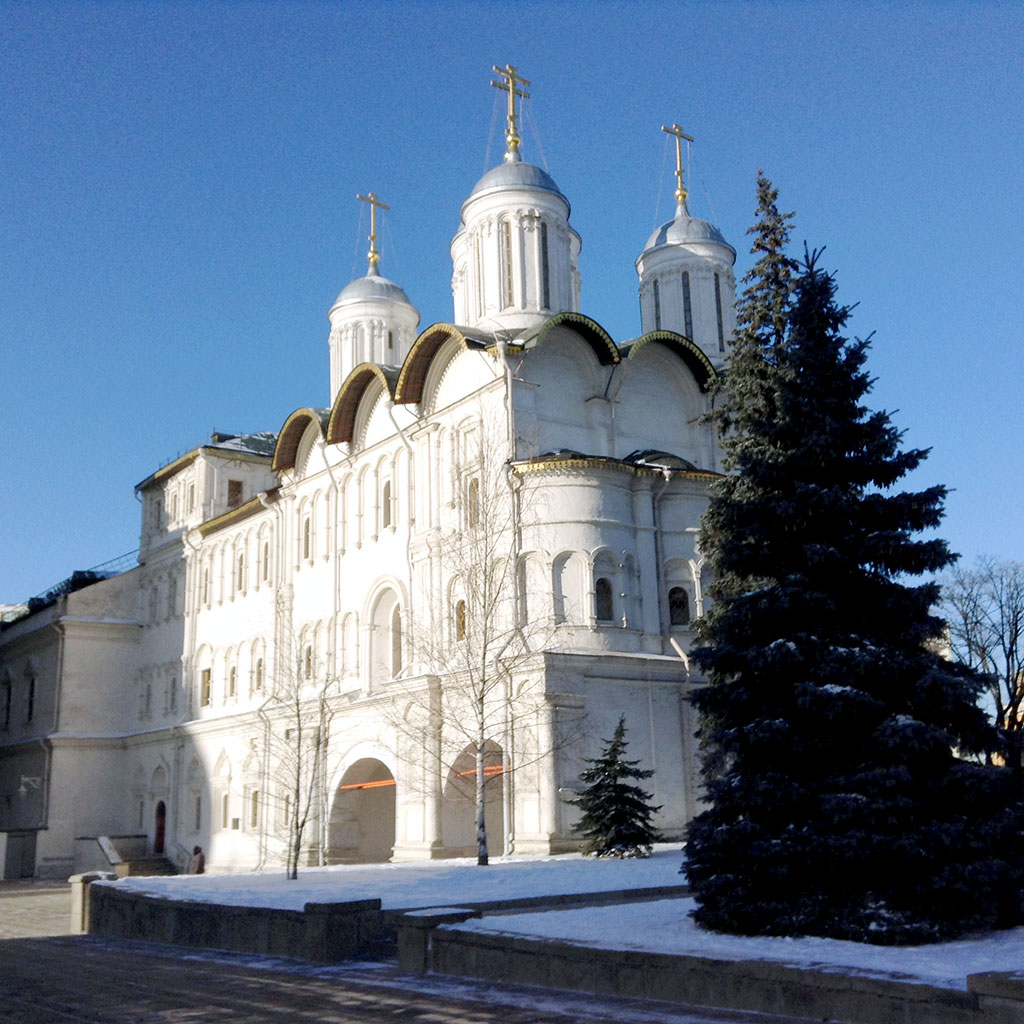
top-left (104, 847), bottom-right (1024, 992)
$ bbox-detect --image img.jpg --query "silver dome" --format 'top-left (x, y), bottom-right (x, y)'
top-left (331, 271), bottom-right (416, 310)
top-left (467, 160), bottom-right (567, 203)
top-left (643, 210), bottom-right (734, 255)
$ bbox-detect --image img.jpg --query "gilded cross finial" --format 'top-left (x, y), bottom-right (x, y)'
top-left (661, 123), bottom-right (694, 210)
top-left (356, 192), bottom-right (390, 274)
top-left (491, 63), bottom-right (531, 162)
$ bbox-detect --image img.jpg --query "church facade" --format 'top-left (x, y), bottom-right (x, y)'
top-left (0, 69), bottom-right (737, 878)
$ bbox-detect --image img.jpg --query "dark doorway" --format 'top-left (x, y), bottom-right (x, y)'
top-left (154, 801), bottom-right (166, 854)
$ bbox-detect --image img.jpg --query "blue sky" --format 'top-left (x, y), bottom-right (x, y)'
top-left (2, 0), bottom-right (1022, 602)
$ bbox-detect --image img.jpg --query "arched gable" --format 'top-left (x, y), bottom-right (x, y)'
top-left (394, 323), bottom-right (492, 406)
top-left (327, 363), bottom-right (400, 445)
top-left (519, 312), bottom-right (620, 366)
top-left (273, 408), bottom-right (330, 472)
top-left (624, 330), bottom-right (718, 393)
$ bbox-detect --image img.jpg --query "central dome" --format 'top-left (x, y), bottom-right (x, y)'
top-left (466, 160), bottom-right (567, 205)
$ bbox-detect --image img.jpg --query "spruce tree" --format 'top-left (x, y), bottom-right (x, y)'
top-left (687, 178), bottom-right (1020, 943)
top-left (569, 716), bottom-right (661, 858)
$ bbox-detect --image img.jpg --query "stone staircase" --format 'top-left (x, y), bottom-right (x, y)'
top-left (113, 856), bottom-right (178, 878)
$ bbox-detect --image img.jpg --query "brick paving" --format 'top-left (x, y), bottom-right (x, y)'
top-left (0, 884), bottom-right (810, 1024)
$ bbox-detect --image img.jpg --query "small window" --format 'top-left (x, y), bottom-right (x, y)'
top-left (249, 790), bottom-right (259, 830)
top-left (168, 671), bottom-right (178, 712)
top-left (202, 568), bottom-right (210, 606)
top-left (262, 540), bottom-right (270, 582)
top-left (682, 271), bottom-right (693, 339)
top-left (382, 480), bottom-right (392, 529)
top-left (193, 794), bottom-right (202, 831)
top-left (236, 553), bottom-right (245, 591)
top-left (653, 279), bottom-right (661, 331)
top-left (455, 599), bottom-right (467, 641)
top-left (188, 483), bottom-right (195, 513)
top-left (303, 516), bottom-right (312, 560)
top-left (171, 493), bottom-right (178, 521)
top-left (595, 578), bottom-right (614, 623)
top-left (467, 477), bottom-right (480, 529)
top-left (255, 658), bottom-right (264, 692)
top-left (304, 645), bottom-right (313, 679)
top-left (221, 793), bottom-right (230, 830)
top-left (387, 330), bottom-right (394, 353)
top-left (669, 586), bottom-right (690, 626)
top-left (228, 667), bottom-right (237, 698)
top-left (25, 676), bottom-right (35, 723)
top-left (200, 669), bottom-right (212, 707)
top-left (167, 577), bottom-right (177, 618)
top-left (1, 682), bottom-right (10, 730)
top-left (227, 479), bottom-right (243, 509)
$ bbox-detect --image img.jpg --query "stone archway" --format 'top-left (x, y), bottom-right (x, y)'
top-left (442, 741), bottom-right (505, 857)
top-left (328, 758), bottom-right (396, 863)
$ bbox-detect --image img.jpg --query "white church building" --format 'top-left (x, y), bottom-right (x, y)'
top-left (0, 68), bottom-right (737, 879)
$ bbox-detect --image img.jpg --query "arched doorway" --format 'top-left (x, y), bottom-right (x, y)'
top-left (154, 800), bottom-right (166, 854)
top-left (442, 741), bottom-right (505, 857)
top-left (328, 759), bottom-right (396, 863)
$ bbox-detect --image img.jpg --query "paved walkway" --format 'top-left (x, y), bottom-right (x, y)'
top-left (0, 884), bottom-right (811, 1024)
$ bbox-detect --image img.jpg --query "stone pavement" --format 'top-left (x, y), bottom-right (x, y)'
top-left (0, 884), bottom-right (812, 1024)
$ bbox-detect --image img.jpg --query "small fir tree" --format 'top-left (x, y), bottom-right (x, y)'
top-left (569, 716), bottom-right (661, 858)
top-left (687, 175), bottom-right (1020, 944)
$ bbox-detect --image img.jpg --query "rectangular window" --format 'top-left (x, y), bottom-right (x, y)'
top-left (228, 667), bottom-right (236, 698)
top-left (249, 790), bottom-right (259, 830)
top-left (194, 794), bottom-right (202, 831)
top-left (227, 479), bottom-right (243, 509)
top-left (221, 792), bottom-right (230, 830)
top-left (501, 220), bottom-right (514, 308)
top-left (262, 541), bottom-right (270, 582)
top-left (653, 279), bottom-right (661, 330)
top-left (25, 676), bottom-right (35, 723)
top-left (540, 221), bottom-right (550, 309)
top-left (188, 483), bottom-right (195, 513)
top-left (201, 669), bottom-right (212, 707)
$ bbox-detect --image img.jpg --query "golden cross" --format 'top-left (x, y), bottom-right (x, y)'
top-left (491, 64), bottom-right (531, 160)
top-left (356, 192), bottom-right (390, 272)
top-left (662, 123), bottom-right (694, 207)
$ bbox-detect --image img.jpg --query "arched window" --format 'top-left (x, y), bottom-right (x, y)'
top-left (302, 515), bottom-right (312, 560)
top-left (370, 589), bottom-right (403, 684)
top-left (382, 479), bottom-right (392, 530)
top-left (653, 279), bottom-right (661, 330)
top-left (236, 552), bottom-right (245, 591)
top-left (540, 221), bottom-right (551, 308)
top-left (228, 666), bottom-right (237, 698)
top-left (249, 790), bottom-right (259, 830)
top-left (669, 586), bottom-right (690, 626)
top-left (594, 577), bottom-right (614, 623)
top-left (501, 220), bottom-right (514, 308)
top-left (455, 599), bottom-right (467, 641)
top-left (254, 657), bottom-right (264, 692)
top-left (467, 477), bottom-right (480, 529)
top-left (391, 604), bottom-right (403, 676)
top-left (714, 272), bottom-right (725, 351)
top-left (202, 567), bottom-right (210, 605)
top-left (304, 644), bottom-right (313, 679)
top-left (682, 271), bottom-right (693, 339)
top-left (262, 538), bottom-right (270, 582)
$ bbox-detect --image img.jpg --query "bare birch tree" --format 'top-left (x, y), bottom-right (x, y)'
top-left (390, 414), bottom-right (555, 865)
top-left (944, 557), bottom-right (1024, 771)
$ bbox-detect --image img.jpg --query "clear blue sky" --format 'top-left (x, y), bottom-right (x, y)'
top-left (2, 1), bottom-right (1021, 602)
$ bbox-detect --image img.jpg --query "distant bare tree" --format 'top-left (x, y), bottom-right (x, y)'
top-left (944, 557), bottom-right (1024, 771)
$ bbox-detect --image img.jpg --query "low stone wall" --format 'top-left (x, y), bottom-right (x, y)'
top-left (426, 928), bottom-right (1024, 1024)
top-left (87, 883), bottom-right (382, 962)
